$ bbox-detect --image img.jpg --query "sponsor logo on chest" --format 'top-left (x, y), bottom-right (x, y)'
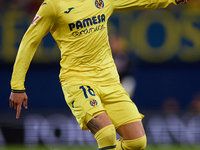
top-left (68, 14), bottom-right (105, 31)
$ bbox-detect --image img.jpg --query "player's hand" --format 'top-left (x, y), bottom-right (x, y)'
top-left (9, 92), bottom-right (28, 119)
top-left (176, 0), bottom-right (189, 4)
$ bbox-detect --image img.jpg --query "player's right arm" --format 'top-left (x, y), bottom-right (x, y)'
top-left (112, 0), bottom-right (188, 11)
top-left (10, 0), bottom-right (57, 119)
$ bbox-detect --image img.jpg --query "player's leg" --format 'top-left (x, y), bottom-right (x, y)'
top-left (116, 121), bottom-right (145, 140)
top-left (86, 111), bottom-right (117, 150)
top-left (116, 121), bottom-right (147, 150)
top-left (102, 83), bottom-right (147, 150)
top-left (61, 80), bottom-right (117, 149)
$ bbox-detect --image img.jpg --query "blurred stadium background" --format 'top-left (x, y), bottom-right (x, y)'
top-left (1, 0), bottom-right (200, 149)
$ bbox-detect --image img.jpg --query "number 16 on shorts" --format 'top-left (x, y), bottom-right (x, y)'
top-left (79, 86), bottom-right (96, 99)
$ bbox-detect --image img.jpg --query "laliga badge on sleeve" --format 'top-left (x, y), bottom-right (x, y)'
top-left (31, 15), bottom-right (41, 25)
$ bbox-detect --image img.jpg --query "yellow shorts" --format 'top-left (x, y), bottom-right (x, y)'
top-left (61, 79), bottom-right (143, 130)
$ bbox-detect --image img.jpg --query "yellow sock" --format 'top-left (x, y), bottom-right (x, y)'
top-left (116, 135), bottom-right (147, 150)
top-left (94, 124), bottom-right (116, 150)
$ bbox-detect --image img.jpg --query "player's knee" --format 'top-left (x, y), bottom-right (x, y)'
top-left (95, 124), bottom-right (116, 150)
top-left (117, 135), bottom-right (147, 150)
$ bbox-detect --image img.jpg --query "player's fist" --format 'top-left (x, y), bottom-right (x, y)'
top-left (176, 0), bottom-right (189, 4)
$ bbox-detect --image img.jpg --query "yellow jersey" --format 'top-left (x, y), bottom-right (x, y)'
top-left (11, 0), bottom-right (177, 91)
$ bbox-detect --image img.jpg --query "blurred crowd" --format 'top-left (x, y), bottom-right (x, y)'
top-left (147, 93), bottom-right (200, 145)
top-left (162, 91), bottom-right (200, 117)
top-left (109, 35), bottom-right (138, 98)
top-left (0, 0), bottom-right (200, 14)
top-left (0, 0), bottom-right (42, 14)
top-left (110, 34), bottom-right (200, 115)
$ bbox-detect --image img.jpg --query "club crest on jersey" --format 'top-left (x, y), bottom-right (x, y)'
top-left (90, 99), bottom-right (98, 107)
top-left (31, 15), bottom-right (41, 25)
top-left (95, 0), bottom-right (104, 9)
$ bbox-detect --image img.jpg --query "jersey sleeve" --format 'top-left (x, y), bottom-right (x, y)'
top-left (11, 0), bottom-right (56, 91)
top-left (112, 0), bottom-right (177, 11)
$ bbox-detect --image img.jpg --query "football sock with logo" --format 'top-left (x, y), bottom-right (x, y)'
top-left (94, 124), bottom-right (117, 150)
top-left (116, 135), bottom-right (147, 150)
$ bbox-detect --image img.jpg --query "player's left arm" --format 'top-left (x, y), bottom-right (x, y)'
top-left (11, 0), bottom-right (56, 91)
top-left (112, 0), bottom-right (189, 11)
top-left (10, 0), bottom-right (57, 119)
